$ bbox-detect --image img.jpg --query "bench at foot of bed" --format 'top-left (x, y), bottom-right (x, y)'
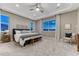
top-left (24, 37), bottom-right (42, 46)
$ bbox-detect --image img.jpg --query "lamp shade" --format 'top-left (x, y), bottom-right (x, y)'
top-left (65, 24), bottom-right (71, 30)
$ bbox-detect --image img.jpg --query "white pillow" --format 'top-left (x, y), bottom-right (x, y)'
top-left (15, 30), bottom-right (21, 34)
top-left (21, 30), bottom-right (31, 33)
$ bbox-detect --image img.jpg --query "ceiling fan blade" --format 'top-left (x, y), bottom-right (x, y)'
top-left (30, 9), bottom-right (34, 11)
top-left (29, 3), bottom-right (44, 13)
top-left (40, 10), bottom-right (44, 13)
top-left (38, 3), bottom-right (44, 13)
top-left (29, 3), bottom-right (39, 11)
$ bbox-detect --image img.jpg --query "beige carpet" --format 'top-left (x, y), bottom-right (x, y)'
top-left (0, 37), bottom-right (79, 56)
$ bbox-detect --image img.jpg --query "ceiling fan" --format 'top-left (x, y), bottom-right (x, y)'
top-left (29, 3), bottom-right (44, 13)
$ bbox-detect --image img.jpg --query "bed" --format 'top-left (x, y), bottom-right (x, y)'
top-left (13, 29), bottom-right (42, 46)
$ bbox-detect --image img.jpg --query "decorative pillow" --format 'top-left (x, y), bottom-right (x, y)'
top-left (21, 30), bottom-right (31, 33)
top-left (15, 30), bottom-right (21, 34)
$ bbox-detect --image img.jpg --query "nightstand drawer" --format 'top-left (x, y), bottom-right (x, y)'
top-left (1, 34), bottom-right (11, 43)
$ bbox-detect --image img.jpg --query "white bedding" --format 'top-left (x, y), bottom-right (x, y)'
top-left (14, 32), bottom-right (42, 46)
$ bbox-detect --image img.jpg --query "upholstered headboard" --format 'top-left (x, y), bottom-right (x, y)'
top-left (12, 29), bottom-right (30, 41)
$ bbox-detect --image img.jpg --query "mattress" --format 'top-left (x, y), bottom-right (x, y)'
top-left (14, 32), bottom-right (42, 46)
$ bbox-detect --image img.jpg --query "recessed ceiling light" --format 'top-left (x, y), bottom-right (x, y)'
top-left (57, 3), bottom-right (60, 7)
top-left (16, 4), bottom-right (20, 7)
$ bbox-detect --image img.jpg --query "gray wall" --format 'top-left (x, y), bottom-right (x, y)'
top-left (60, 10), bottom-right (77, 38)
top-left (35, 17), bottom-right (56, 37)
top-left (77, 9), bottom-right (79, 34)
top-left (0, 9), bottom-right (78, 39)
top-left (35, 10), bottom-right (77, 38)
top-left (0, 9), bottom-right (1, 40)
top-left (1, 9), bottom-right (31, 40)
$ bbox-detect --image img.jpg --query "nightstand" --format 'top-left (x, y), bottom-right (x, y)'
top-left (76, 34), bottom-right (79, 52)
top-left (1, 33), bottom-right (11, 43)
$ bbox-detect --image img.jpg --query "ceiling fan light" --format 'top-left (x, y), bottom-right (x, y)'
top-left (16, 4), bottom-right (20, 7)
top-left (36, 7), bottom-right (40, 11)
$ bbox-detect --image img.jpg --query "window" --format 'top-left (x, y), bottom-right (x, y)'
top-left (29, 20), bottom-right (35, 31)
top-left (0, 15), bottom-right (9, 31)
top-left (42, 18), bottom-right (56, 31)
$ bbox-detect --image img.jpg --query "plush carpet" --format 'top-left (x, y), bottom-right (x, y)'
top-left (0, 37), bottom-right (79, 56)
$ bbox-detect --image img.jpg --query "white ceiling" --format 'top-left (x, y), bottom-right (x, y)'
top-left (0, 3), bottom-right (79, 20)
